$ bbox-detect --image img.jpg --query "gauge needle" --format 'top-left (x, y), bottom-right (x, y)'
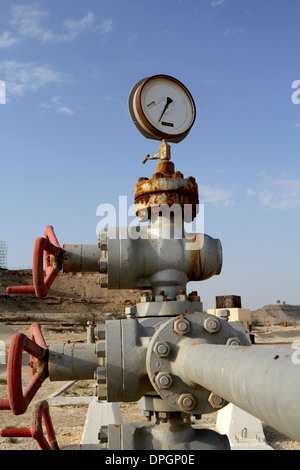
top-left (158, 97), bottom-right (173, 122)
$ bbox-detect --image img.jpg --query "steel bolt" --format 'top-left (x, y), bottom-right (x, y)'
top-left (153, 341), bottom-right (171, 358)
top-left (174, 318), bottom-right (191, 335)
top-left (178, 393), bottom-right (196, 411)
top-left (156, 372), bottom-right (173, 389)
top-left (204, 316), bottom-right (220, 334)
top-left (208, 392), bottom-right (226, 409)
top-left (96, 341), bottom-right (106, 358)
top-left (95, 324), bottom-right (106, 340)
top-left (125, 306), bottom-right (136, 318)
top-left (94, 366), bottom-right (106, 384)
top-left (226, 337), bottom-right (241, 346)
top-left (99, 274), bottom-right (108, 288)
top-left (99, 426), bottom-right (108, 444)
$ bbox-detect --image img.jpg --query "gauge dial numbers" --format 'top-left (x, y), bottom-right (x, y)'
top-left (128, 75), bottom-right (196, 143)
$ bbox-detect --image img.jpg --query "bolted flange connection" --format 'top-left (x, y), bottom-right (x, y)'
top-left (178, 393), bottom-right (197, 411)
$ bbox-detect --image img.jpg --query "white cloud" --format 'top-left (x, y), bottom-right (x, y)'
top-left (9, 4), bottom-right (98, 44)
top-left (39, 96), bottom-right (75, 116)
top-left (211, 0), bottom-right (226, 6)
top-left (248, 179), bottom-right (300, 211)
top-left (0, 30), bottom-right (19, 48)
top-left (0, 60), bottom-right (69, 96)
top-left (199, 184), bottom-right (236, 207)
top-left (57, 105), bottom-right (74, 116)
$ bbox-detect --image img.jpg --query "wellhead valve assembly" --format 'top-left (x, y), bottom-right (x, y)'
top-left (2, 75), bottom-right (300, 451)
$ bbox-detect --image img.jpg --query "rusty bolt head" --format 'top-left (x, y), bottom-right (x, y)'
top-left (177, 393), bottom-right (196, 411)
top-left (208, 393), bottom-right (226, 409)
top-left (153, 341), bottom-right (171, 358)
top-left (204, 317), bottom-right (220, 334)
top-left (176, 293), bottom-right (188, 301)
top-left (174, 318), bottom-right (191, 335)
top-left (156, 372), bottom-right (173, 389)
top-left (226, 337), bottom-right (241, 346)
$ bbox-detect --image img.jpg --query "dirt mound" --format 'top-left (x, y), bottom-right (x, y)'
top-left (252, 304), bottom-right (300, 325)
top-left (0, 269), bottom-right (142, 323)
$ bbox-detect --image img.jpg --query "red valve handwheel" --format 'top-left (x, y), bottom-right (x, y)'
top-left (0, 400), bottom-right (60, 450)
top-left (6, 225), bottom-right (62, 298)
top-left (7, 327), bottom-right (48, 416)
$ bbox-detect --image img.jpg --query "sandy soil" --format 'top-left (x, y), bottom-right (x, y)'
top-left (1, 323), bottom-right (300, 451)
top-left (0, 270), bottom-right (300, 451)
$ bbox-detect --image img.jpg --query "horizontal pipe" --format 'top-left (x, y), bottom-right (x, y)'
top-left (177, 343), bottom-right (300, 443)
top-left (48, 343), bottom-right (99, 381)
top-left (62, 244), bottom-right (101, 273)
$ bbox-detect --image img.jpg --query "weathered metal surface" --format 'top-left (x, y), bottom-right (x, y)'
top-left (146, 313), bottom-right (251, 416)
top-left (62, 244), bottom-right (101, 273)
top-left (48, 342), bottom-right (100, 381)
top-left (216, 295), bottom-right (242, 309)
top-left (134, 168), bottom-right (199, 222)
top-left (177, 342), bottom-right (300, 443)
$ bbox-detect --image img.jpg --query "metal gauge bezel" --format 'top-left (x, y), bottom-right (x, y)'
top-left (128, 75), bottom-right (196, 143)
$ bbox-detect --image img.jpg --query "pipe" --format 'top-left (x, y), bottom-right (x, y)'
top-left (177, 343), bottom-right (300, 443)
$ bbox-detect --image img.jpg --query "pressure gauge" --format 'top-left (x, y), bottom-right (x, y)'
top-left (128, 75), bottom-right (196, 143)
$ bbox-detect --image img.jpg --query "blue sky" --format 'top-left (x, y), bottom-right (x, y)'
top-left (0, 0), bottom-right (300, 311)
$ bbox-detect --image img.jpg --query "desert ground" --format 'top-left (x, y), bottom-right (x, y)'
top-left (0, 270), bottom-right (299, 451)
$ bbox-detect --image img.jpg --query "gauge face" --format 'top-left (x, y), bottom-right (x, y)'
top-left (128, 75), bottom-right (196, 143)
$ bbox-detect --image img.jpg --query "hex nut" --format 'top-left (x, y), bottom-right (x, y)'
top-left (156, 372), bottom-right (173, 389)
top-left (97, 384), bottom-right (107, 401)
top-left (208, 392), bottom-right (226, 409)
top-left (95, 366), bottom-right (106, 384)
top-left (173, 318), bottom-right (191, 335)
top-left (99, 259), bottom-right (108, 273)
top-left (100, 274), bottom-right (108, 288)
top-left (226, 337), bottom-right (241, 346)
top-left (176, 294), bottom-right (188, 301)
top-left (98, 426), bottom-right (108, 443)
top-left (95, 324), bottom-right (106, 340)
top-left (204, 317), bottom-right (220, 334)
top-left (153, 341), bottom-right (171, 358)
top-left (96, 341), bottom-right (106, 358)
top-left (177, 393), bottom-right (196, 411)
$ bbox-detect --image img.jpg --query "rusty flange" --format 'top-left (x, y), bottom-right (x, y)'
top-left (135, 161), bottom-right (199, 222)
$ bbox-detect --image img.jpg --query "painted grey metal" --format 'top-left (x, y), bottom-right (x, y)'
top-left (102, 415), bottom-right (230, 450)
top-left (49, 343), bottom-right (100, 381)
top-left (176, 342), bottom-right (300, 443)
top-left (146, 313), bottom-right (252, 416)
top-left (102, 224), bottom-right (222, 299)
